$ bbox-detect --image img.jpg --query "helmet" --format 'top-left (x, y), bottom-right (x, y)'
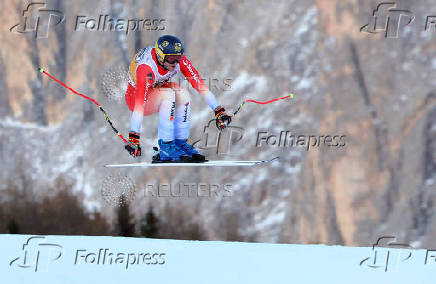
top-left (155, 35), bottom-right (184, 64)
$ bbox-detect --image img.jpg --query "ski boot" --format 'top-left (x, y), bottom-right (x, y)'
top-left (175, 139), bottom-right (207, 162)
top-left (152, 140), bottom-right (191, 163)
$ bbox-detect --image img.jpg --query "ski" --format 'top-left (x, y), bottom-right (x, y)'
top-left (105, 157), bottom-right (279, 168)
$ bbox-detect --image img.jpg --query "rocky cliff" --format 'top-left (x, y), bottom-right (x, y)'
top-left (0, 0), bottom-right (435, 247)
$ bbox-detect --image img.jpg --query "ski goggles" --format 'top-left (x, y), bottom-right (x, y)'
top-left (164, 54), bottom-right (182, 64)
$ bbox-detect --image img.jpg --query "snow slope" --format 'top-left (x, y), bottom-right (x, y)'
top-left (1, 234), bottom-right (435, 284)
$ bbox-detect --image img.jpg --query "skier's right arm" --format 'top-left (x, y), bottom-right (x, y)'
top-left (125, 64), bottom-right (154, 157)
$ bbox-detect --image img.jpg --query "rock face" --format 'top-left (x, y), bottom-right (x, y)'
top-left (1, 0), bottom-right (435, 246)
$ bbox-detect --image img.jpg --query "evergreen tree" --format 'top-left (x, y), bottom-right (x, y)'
top-left (116, 195), bottom-right (136, 237)
top-left (140, 205), bottom-right (159, 238)
top-left (0, 176), bottom-right (110, 235)
top-left (6, 217), bottom-right (19, 234)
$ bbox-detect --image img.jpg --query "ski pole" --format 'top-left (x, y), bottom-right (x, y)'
top-left (230, 93), bottom-right (294, 118)
top-left (38, 67), bottom-right (128, 144)
top-left (215, 93), bottom-right (294, 130)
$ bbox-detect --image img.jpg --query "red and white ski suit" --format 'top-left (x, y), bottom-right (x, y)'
top-left (124, 46), bottom-right (219, 136)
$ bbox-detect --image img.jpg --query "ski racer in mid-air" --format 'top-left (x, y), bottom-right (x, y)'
top-left (124, 35), bottom-right (232, 162)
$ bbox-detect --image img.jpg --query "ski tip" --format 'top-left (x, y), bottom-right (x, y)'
top-left (254, 156), bottom-right (279, 165)
top-left (289, 93), bottom-right (294, 99)
top-left (265, 156), bottom-right (280, 163)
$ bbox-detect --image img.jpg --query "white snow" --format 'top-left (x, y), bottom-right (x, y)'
top-left (425, 178), bottom-right (434, 186)
top-left (226, 72), bottom-right (268, 95)
top-left (294, 7), bottom-right (317, 38)
top-left (0, 117), bottom-right (60, 131)
top-left (296, 77), bottom-right (312, 90)
top-left (1, 234), bottom-right (434, 284)
top-left (254, 200), bottom-right (287, 231)
top-left (239, 38), bottom-right (248, 48)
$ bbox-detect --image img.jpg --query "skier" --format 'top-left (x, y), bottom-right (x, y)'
top-left (124, 35), bottom-right (232, 162)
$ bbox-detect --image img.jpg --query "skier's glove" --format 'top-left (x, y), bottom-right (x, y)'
top-left (125, 131), bottom-right (142, 157)
top-left (214, 106), bottom-right (232, 130)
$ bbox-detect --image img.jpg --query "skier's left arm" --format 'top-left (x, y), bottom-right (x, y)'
top-left (179, 56), bottom-right (231, 130)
